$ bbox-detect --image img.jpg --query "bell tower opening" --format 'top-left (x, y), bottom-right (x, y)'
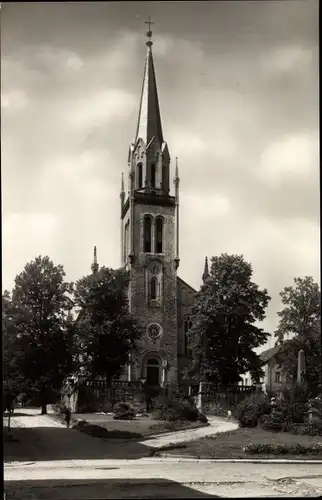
top-left (151, 164), bottom-right (156, 188)
top-left (137, 163), bottom-right (143, 189)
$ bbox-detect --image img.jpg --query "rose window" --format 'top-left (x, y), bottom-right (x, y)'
top-left (147, 323), bottom-right (162, 340)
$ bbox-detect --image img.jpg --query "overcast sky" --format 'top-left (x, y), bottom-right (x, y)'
top-left (1, 1), bottom-right (319, 347)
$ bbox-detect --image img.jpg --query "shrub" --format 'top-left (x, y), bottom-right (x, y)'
top-left (152, 395), bottom-right (206, 423)
top-left (52, 403), bottom-right (66, 414)
top-left (287, 423), bottom-right (322, 436)
top-left (76, 402), bottom-right (100, 413)
top-left (244, 443), bottom-right (322, 455)
top-left (74, 421), bottom-right (142, 439)
top-left (261, 409), bottom-right (285, 432)
top-left (113, 402), bottom-right (135, 420)
top-left (237, 393), bottom-right (270, 428)
top-left (279, 383), bottom-right (309, 424)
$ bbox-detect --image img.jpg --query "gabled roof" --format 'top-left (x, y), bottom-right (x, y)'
top-left (259, 345), bottom-right (280, 363)
top-left (135, 43), bottom-right (163, 146)
top-left (177, 276), bottom-right (197, 294)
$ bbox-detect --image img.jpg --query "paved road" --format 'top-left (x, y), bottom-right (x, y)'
top-left (4, 408), bottom-right (322, 499)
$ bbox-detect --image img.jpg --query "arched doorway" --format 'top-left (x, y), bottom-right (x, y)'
top-left (145, 358), bottom-right (161, 386)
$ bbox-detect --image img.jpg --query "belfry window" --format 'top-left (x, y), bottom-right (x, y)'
top-left (150, 277), bottom-right (158, 300)
top-left (151, 164), bottom-right (156, 188)
top-left (137, 163), bottom-right (143, 189)
top-left (155, 217), bottom-right (163, 254)
top-left (143, 215), bottom-right (152, 253)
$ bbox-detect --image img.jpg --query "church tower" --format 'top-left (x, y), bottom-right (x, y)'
top-left (120, 22), bottom-right (179, 386)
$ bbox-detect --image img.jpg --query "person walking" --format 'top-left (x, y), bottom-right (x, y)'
top-left (65, 407), bottom-right (71, 429)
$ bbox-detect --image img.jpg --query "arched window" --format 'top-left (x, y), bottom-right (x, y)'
top-left (155, 217), bottom-right (163, 253)
top-left (143, 215), bottom-right (152, 253)
top-left (151, 164), bottom-right (156, 188)
top-left (184, 315), bottom-right (193, 357)
top-left (137, 163), bottom-right (143, 189)
top-left (150, 277), bottom-right (158, 300)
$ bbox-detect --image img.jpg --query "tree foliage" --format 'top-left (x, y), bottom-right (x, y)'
top-left (3, 256), bottom-right (74, 413)
top-left (3, 290), bottom-right (25, 411)
top-left (73, 267), bottom-right (141, 384)
top-left (185, 254), bottom-right (271, 385)
top-left (275, 277), bottom-right (321, 395)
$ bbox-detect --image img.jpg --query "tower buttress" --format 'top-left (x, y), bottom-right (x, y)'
top-left (174, 157), bottom-right (180, 269)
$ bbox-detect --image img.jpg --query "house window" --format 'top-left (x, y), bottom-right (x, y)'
top-left (184, 315), bottom-right (193, 357)
top-left (275, 371), bottom-right (281, 383)
top-left (151, 164), bottom-right (156, 188)
top-left (150, 277), bottom-right (158, 300)
top-left (143, 215), bottom-right (152, 253)
top-left (137, 163), bottom-right (143, 189)
top-left (155, 217), bottom-right (163, 254)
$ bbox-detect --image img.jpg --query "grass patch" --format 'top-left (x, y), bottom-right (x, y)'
top-left (147, 420), bottom-right (209, 435)
top-left (70, 413), bottom-right (209, 438)
top-left (157, 427), bottom-right (322, 459)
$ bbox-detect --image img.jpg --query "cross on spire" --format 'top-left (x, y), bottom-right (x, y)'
top-left (145, 16), bottom-right (154, 31)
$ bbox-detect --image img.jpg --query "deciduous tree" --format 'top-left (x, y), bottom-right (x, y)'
top-left (275, 277), bottom-right (321, 395)
top-left (186, 254), bottom-right (271, 386)
top-left (74, 267), bottom-right (141, 384)
top-left (5, 256), bottom-right (74, 414)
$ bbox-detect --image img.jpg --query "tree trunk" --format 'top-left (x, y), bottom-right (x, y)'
top-left (8, 410), bottom-right (11, 432)
top-left (41, 404), bottom-right (47, 415)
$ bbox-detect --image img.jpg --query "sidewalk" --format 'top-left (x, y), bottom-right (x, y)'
top-left (140, 416), bottom-right (238, 448)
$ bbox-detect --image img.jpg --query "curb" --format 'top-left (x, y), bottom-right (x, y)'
top-left (149, 455), bottom-right (322, 464)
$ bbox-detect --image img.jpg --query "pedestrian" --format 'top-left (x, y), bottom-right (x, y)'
top-left (65, 407), bottom-right (71, 429)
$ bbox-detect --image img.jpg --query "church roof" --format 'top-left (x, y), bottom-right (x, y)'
top-left (177, 276), bottom-right (197, 294)
top-left (135, 38), bottom-right (163, 146)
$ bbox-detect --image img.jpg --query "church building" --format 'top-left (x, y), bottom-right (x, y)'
top-left (94, 26), bottom-right (209, 388)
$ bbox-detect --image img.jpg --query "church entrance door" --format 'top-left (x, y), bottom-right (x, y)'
top-left (146, 358), bottom-right (160, 386)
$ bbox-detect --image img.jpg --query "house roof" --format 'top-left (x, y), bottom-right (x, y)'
top-left (259, 345), bottom-right (280, 363)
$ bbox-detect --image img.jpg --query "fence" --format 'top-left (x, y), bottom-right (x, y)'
top-left (69, 378), bottom-right (258, 414)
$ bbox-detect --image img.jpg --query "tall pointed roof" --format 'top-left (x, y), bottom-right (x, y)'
top-left (91, 246), bottom-right (99, 275)
top-left (135, 26), bottom-right (163, 146)
top-left (202, 256), bottom-right (210, 283)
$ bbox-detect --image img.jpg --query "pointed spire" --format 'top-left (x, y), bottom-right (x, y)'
top-left (174, 157), bottom-right (180, 187)
top-left (202, 256), bottom-right (209, 284)
top-left (91, 246), bottom-right (99, 275)
top-left (135, 19), bottom-right (163, 146)
top-left (120, 172), bottom-right (125, 199)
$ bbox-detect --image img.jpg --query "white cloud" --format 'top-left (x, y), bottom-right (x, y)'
top-left (65, 54), bottom-right (84, 71)
top-left (34, 46), bottom-right (85, 74)
top-left (1, 89), bottom-right (29, 111)
top-left (2, 213), bottom-right (59, 290)
top-left (261, 45), bottom-right (313, 75)
top-left (258, 132), bottom-right (319, 187)
top-left (169, 127), bottom-right (206, 156)
top-left (67, 89), bottom-right (137, 130)
top-left (182, 192), bottom-right (231, 217)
